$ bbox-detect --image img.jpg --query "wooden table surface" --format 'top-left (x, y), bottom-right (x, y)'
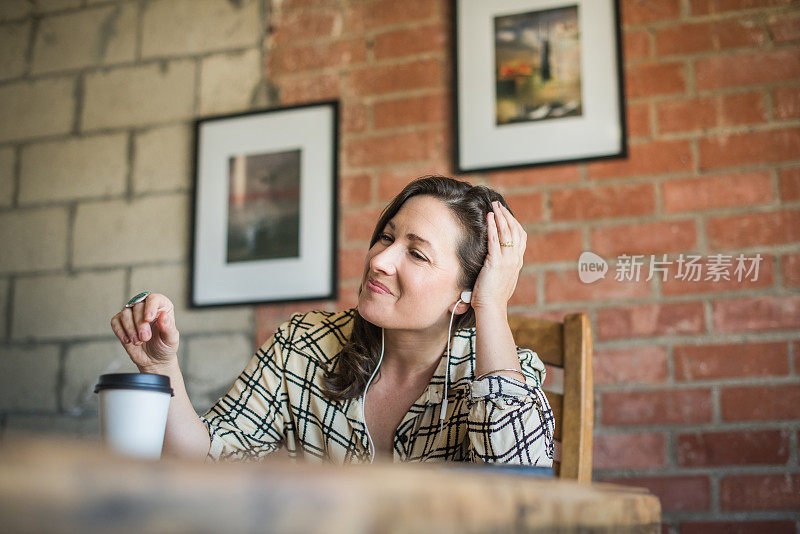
top-left (0, 436), bottom-right (660, 533)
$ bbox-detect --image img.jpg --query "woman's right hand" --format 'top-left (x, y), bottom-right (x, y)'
top-left (110, 292), bottom-right (180, 373)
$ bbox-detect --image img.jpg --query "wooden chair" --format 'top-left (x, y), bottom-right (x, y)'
top-left (508, 313), bottom-right (593, 482)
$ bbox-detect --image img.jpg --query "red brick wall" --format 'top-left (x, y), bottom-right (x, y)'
top-left (256, 0), bottom-right (800, 530)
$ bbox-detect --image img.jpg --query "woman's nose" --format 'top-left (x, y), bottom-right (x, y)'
top-left (370, 245), bottom-right (399, 275)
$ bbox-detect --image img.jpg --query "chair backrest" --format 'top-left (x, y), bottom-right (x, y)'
top-left (507, 313), bottom-right (593, 482)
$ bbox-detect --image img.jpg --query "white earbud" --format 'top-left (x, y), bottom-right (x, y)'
top-left (460, 290), bottom-right (472, 303)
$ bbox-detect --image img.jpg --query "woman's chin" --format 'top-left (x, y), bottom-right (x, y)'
top-left (356, 297), bottom-right (385, 325)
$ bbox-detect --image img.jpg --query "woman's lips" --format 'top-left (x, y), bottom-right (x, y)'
top-left (367, 279), bottom-right (392, 295)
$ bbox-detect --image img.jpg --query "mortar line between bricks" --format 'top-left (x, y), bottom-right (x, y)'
top-left (684, 57), bottom-right (696, 97)
top-left (598, 311), bottom-right (800, 334)
top-left (711, 383), bottom-right (721, 425)
top-left (0, 43), bottom-right (268, 90)
top-left (646, 121), bottom-right (800, 144)
top-left (596, 464), bottom-right (800, 478)
top-left (789, 429), bottom-right (799, 468)
top-left (192, 56), bottom-right (201, 117)
top-left (0, 122), bottom-right (183, 149)
top-left (661, 510), bottom-right (800, 524)
top-left (3, 188), bottom-right (191, 212)
top-left (665, 428), bottom-right (676, 470)
top-left (594, 418), bottom-right (800, 433)
top-left (679, 0), bottom-right (690, 19)
top-left (4, 327), bottom-right (257, 347)
top-left (23, 13), bottom-right (37, 78)
top-left (665, 343), bottom-right (676, 385)
top-left (513, 303), bottom-right (799, 324)
top-left (11, 144), bottom-right (20, 209)
top-left (124, 265), bottom-right (132, 310)
top-left (619, 37), bottom-right (800, 59)
top-left (622, 6), bottom-right (798, 30)
top-left (65, 202), bottom-right (76, 272)
top-left (4, 275), bottom-right (14, 342)
top-left (595, 375), bottom-right (800, 391)
top-left (627, 87), bottom-right (800, 108)
top-left (56, 343), bottom-right (67, 415)
top-left (710, 473), bottom-right (720, 515)
top-left (134, 0), bottom-right (143, 62)
top-left (125, 129), bottom-right (134, 200)
top-left (8, 263), bottom-right (182, 280)
top-left (71, 73), bottom-right (84, 134)
top-left (703, 299), bottom-right (714, 343)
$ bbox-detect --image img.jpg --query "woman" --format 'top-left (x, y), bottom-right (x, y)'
top-left (110, 176), bottom-right (554, 464)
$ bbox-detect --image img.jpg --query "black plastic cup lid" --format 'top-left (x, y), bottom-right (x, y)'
top-left (94, 373), bottom-right (174, 396)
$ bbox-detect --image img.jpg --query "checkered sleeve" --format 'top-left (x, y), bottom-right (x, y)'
top-left (466, 347), bottom-right (555, 466)
top-left (198, 318), bottom-right (295, 462)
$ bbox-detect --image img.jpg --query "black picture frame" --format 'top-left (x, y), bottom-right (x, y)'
top-left (190, 101), bottom-right (339, 308)
top-left (453, 0), bottom-right (627, 173)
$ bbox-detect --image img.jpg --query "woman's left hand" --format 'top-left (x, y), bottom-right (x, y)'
top-left (470, 200), bottom-right (527, 313)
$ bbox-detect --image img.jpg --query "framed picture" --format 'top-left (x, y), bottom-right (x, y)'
top-left (453, 0), bottom-right (626, 173)
top-left (191, 101), bottom-right (339, 307)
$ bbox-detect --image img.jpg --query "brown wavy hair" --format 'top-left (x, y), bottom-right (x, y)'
top-left (322, 175), bottom-right (512, 402)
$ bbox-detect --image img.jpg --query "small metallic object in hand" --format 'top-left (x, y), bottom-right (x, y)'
top-left (500, 241), bottom-right (514, 247)
top-left (125, 291), bottom-right (151, 308)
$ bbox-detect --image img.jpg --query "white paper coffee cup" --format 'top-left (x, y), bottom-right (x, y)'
top-left (94, 373), bottom-right (174, 460)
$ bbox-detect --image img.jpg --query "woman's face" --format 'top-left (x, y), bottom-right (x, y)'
top-left (358, 195), bottom-right (467, 331)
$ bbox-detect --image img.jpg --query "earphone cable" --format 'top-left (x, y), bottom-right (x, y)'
top-left (361, 327), bottom-right (384, 463)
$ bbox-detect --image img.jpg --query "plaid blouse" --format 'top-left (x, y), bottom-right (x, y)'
top-left (199, 308), bottom-right (555, 465)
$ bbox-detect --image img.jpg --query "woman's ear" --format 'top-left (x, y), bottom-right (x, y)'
top-left (451, 300), bottom-right (471, 315)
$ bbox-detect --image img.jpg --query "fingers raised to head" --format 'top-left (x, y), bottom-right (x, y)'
top-left (492, 201), bottom-right (513, 243)
top-left (486, 211), bottom-right (501, 256)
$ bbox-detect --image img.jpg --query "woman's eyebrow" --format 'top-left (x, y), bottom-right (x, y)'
top-left (386, 220), bottom-right (434, 250)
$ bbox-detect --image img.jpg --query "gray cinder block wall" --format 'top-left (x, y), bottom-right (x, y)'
top-left (0, 0), bottom-right (272, 438)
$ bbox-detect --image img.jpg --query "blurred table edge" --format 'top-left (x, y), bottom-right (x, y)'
top-left (0, 435), bottom-right (661, 533)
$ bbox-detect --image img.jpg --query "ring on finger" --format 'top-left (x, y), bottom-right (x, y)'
top-left (125, 291), bottom-right (151, 308)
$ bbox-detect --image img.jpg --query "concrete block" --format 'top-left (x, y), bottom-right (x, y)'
top-left (33, 0), bottom-right (83, 14)
top-left (82, 60), bottom-right (194, 131)
top-left (0, 77), bottom-right (74, 143)
top-left (13, 270), bottom-right (126, 340)
top-left (133, 125), bottom-right (191, 194)
top-left (199, 48), bottom-right (261, 115)
top-left (185, 334), bottom-right (253, 412)
top-left (63, 340), bottom-right (138, 414)
top-left (0, 1), bottom-right (33, 22)
top-left (0, 278), bottom-right (8, 340)
top-left (31, 3), bottom-right (137, 74)
top-left (141, 0), bottom-right (260, 58)
top-left (19, 133), bottom-right (127, 203)
top-left (0, 147), bottom-right (14, 207)
top-left (130, 264), bottom-right (252, 335)
top-left (3, 415), bottom-right (99, 440)
top-left (0, 345), bottom-right (60, 411)
top-left (73, 195), bottom-right (189, 267)
top-left (0, 20), bottom-right (30, 81)
top-left (0, 207), bottom-right (69, 274)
